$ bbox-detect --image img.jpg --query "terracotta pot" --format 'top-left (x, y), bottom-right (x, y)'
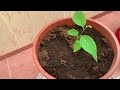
top-left (33, 18), bottom-right (120, 79)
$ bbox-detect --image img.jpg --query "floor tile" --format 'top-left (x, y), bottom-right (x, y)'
top-left (8, 48), bottom-right (39, 79)
top-left (0, 58), bottom-right (11, 79)
top-left (95, 11), bottom-right (120, 33)
top-left (0, 16), bottom-right (21, 56)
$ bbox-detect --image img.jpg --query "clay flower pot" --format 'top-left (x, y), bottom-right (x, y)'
top-left (33, 18), bottom-right (120, 79)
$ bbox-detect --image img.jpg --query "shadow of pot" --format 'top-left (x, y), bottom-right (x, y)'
top-left (33, 18), bottom-right (120, 79)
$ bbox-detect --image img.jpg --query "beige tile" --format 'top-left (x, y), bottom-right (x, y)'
top-left (0, 11), bottom-right (65, 47)
top-left (0, 16), bottom-right (20, 56)
top-left (64, 11), bottom-right (74, 17)
top-left (84, 11), bottom-right (105, 18)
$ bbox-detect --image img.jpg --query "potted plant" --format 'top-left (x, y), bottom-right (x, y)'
top-left (33, 11), bottom-right (120, 79)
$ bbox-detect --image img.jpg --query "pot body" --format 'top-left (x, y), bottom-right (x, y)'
top-left (33, 18), bottom-right (120, 79)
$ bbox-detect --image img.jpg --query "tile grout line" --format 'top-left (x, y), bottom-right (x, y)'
top-left (6, 59), bottom-right (12, 79)
top-left (0, 13), bottom-right (21, 47)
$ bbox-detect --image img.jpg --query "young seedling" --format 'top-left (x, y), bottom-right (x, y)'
top-left (67, 11), bottom-right (98, 62)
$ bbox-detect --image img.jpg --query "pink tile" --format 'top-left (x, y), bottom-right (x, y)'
top-left (8, 48), bottom-right (39, 79)
top-left (95, 11), bottom-right (120, 33)
top-left (0, 58), bottom-right (11, 79)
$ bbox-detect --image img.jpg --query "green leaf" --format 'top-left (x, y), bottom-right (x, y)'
top-left (72, 11), bottom-right (86, 29)
top-left (86, 25), bottom-right (92, 29)
top-left (73, 40), bottom-right (81, 52)
top-left (80, 35), bottom-right (97, 62)
top-left (67, 29), bottom-right (79, 37)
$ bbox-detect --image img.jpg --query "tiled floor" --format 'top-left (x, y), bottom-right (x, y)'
top-left (0, 48), bottom-right (39, 79)
top-left (1, 11), bottom-right (120, 79)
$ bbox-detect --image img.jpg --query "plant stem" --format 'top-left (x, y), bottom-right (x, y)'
top-left (80, 28), bottom-right (85, 35)
top-left (78, 26), bottom-right (87, 39)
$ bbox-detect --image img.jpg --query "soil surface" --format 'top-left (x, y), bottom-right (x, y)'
top-left (38, 25), bottom-right (114, 79)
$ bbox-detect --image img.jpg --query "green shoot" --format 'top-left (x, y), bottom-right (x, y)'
top-left (67, 11), bottom-right (98, 62)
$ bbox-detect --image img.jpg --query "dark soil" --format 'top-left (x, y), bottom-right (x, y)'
top-left (38, 25), bottom-right (114, 79)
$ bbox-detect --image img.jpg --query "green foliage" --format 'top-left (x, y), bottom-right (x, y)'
top-left (72, 11), bottom-right (86, 29)
top-left (80, 35), bottom-right (97, 62)
top-left (67, 11), bottom-right (98, 62)
top-left (73, 40), bottom-right (81, 52)
top-left (67, 29), bottom-right (79, 37)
